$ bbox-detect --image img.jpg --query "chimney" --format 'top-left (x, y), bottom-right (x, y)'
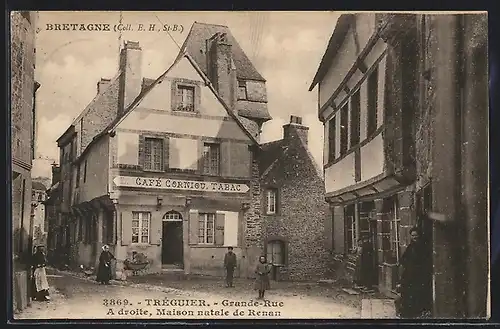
top-left (118, 40), bottom-right (143, 114)
top-left (283, 115), bottom-right (309, 145)
top-left (51, 164), bottom-right (61, 185)
top-left (97, 78), bottom-right (111, 94)
top-left (206, 32), bottom-right (237, 109)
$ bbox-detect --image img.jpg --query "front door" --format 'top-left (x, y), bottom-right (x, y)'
top-left (162, 221), bottom-right (183, 267)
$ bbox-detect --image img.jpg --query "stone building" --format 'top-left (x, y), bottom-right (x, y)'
top-left (309, 12), bottom-right (488, 318)
top-left (11, 11), bottom-right (40, 312)
top-left (50, 22), bottom-right (273, 279)
top-left (259, 115), bottom-right (331, 281)
top-left (45, 164), bottom-right (61, 264)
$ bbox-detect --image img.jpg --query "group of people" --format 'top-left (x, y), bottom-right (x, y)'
top-left (353, 227), bottom-right (431, 319)
top-left (224, 246), bottom-right (271, 299)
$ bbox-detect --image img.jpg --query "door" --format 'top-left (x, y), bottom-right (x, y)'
top-left (368, 209), bottom-right (379, 287)
top-left (162, 221), bottom-right (184, 267)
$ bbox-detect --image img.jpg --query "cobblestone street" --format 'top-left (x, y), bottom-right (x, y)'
top-left (14, 268), bottom-right (395, 320)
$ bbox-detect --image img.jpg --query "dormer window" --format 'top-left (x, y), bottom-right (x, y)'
top-left (171, 79), bottom-right (200, 113)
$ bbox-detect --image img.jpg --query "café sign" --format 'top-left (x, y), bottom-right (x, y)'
top-left (113, 176), bottom-right (250, 193)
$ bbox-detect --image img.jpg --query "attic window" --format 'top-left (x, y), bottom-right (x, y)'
top-left (237, 80), bottom-right (247, 100)
top-left (176, 85), bottom-right (195, 112)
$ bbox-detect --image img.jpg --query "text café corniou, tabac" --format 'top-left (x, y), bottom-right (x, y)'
top-left (115, 176), bottom-right (250, 193)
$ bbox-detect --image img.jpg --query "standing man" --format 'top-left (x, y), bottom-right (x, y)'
top-left (224, 247), bottom-right (237, 288)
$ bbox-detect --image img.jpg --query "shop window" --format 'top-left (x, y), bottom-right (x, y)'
top-left (266, 240), bottom-right (285, 266)
top-left (144, 138), bottom-right (164, 171)
top-left (203, 143), bottom-right (220, 175)
top-left (198, 213), bottom-right (215, 244)
top-left (132, 211), bottom-right (150, 244)
top-left (266, 189), bottom-right (278, 215)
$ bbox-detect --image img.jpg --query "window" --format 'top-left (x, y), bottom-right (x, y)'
top-left (83, 160), bottom-right (87, 183)
top-left (328, 116), bottom-right (336, 162)
top-left (350, 89), bottom-right (361, 147)
top-left (266, 240), bottom-right (285, 265)
top-left (37, 193), bottom-right (43, 202)
top-left (367, 66), bottom-right (379, 136)
top-left (75, 163), bottom-right (81, 188)
top-left (203, 143), bottom-right (220, 175)
top-left (237, 80), bottom-right (247, 100)
top-left (340, 104), bottom-right (349, 156)
top-left (266, 189), bottom-right (277, 214)
top-left (131, 212), bottom-right (150, 244)
top-left (345, 205), bottom-right (356, 253)
top-left (198, 213), bottom-right (215, 244)
top-left (390, 198), bottom-right (401, 264)
top-left (144, 138), bottom-right (164, 171)
top-left (176, 85), bottom-right (195, 111)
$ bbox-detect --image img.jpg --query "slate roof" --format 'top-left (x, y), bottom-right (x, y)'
top-left (258, 139), bottom-right (287, 176)
top-left (179, 22), bottom-right (266, 82)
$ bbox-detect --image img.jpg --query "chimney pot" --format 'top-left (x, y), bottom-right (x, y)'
top-left (124, 40), bottom-right (141, 50)
top-left (283, 115), bottom-right (308, 145)
top-left (97, 78), bottom-right (111, 94)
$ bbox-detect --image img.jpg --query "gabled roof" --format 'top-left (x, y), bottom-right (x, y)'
top-left (178, 22), bottom-right (266, 82)
top-left (308, 14), bottom-right (355, 91)
top-left (77, 51), bottom-right (261, 163)
top-left (259, 136), bottom-right (323, 179)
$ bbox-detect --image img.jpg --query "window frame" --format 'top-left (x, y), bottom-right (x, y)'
top-left (176, 84), bottom-right (196, 112)
top-left (266, 240), bottom-right (285, 266)
top-left (328, 116), bottom-right (336, 162)
top-left (266, 189), bottom-right (278, 215)
top-left (339, 103), bottom-right (349, 156)
top-left (198, 212), bottom-right (216, 245)
top-left (131, 211), bottom-right (151, 244)
top-left (367, 66), bottom-right (379, 137)
top-left (202, 142), bottom-right (221, 176)
top-left (237, 80), bottom-right (248, 100)
top-left (144, 137), bottom-right (164, 172)
top-left (350, 88), bottom-right (361, 148)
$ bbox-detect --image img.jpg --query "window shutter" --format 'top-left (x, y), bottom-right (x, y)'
top-left (121, 212), bottom-right (132, 246)
top-left (196, 139), bottom-right (204, 174)
top-left (230, 142), bottom-right (251, 178)
top-left (138, 135), bottom-right (146, 168)
top-left (221, 142), bottom-right (231, 177)
top-left (188, 209), bottom-right (199, 245)
top-left (215, 212), bottom-right (225, 246)
top-left (171, 81), bottom-right (178, 111)
top-left (333, 206), bottom-right (345, 254)
top-left (163, 137), bottom-right (170, 171)
top-left (150, 214), bottom-right (162, 245)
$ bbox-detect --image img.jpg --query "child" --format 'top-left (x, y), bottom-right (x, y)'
top-left (254, 256), bottom-right (271, 299)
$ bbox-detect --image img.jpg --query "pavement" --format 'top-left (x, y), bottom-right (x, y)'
top-left (14, 268), bottom-right (396, 320)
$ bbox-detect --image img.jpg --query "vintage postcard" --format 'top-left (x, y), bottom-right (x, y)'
top-left (11, 11), bottom-right (490, 320)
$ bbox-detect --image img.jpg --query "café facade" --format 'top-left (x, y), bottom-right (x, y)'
top-left (52, 25), bottom-right (272, 279)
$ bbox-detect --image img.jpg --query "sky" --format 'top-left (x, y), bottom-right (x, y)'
top-left (31, 11), bottom-right (339, 179)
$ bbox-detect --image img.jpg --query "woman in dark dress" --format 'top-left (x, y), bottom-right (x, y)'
top-left (96, 245), bottom-right (115, 285)
top-left (397, 227), bottom-right (428, 318)
top-left (254, 256), bottom-right (271, 299)
top-left (32, 246), bottom-right (50, 301)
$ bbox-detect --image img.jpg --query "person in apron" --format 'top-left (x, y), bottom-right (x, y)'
top-left (32, 246), bottom-right (50, 301)
top-left (254, 255), bottom-right (271, 299)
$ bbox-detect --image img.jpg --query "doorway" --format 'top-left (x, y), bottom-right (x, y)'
top-left (161, 211), bottom-right (184, 268)
top-left (360, 201), bottom-right (379, 288)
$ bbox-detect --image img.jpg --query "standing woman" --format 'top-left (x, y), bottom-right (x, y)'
top-left (32, 246), bottom-right (50, 301)
top-left (254, 255), bottom-right (271, 299)
top-left (397, 227), bottom-right (428, 318)
top-left (96, 245), bottom-right (115, 285)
